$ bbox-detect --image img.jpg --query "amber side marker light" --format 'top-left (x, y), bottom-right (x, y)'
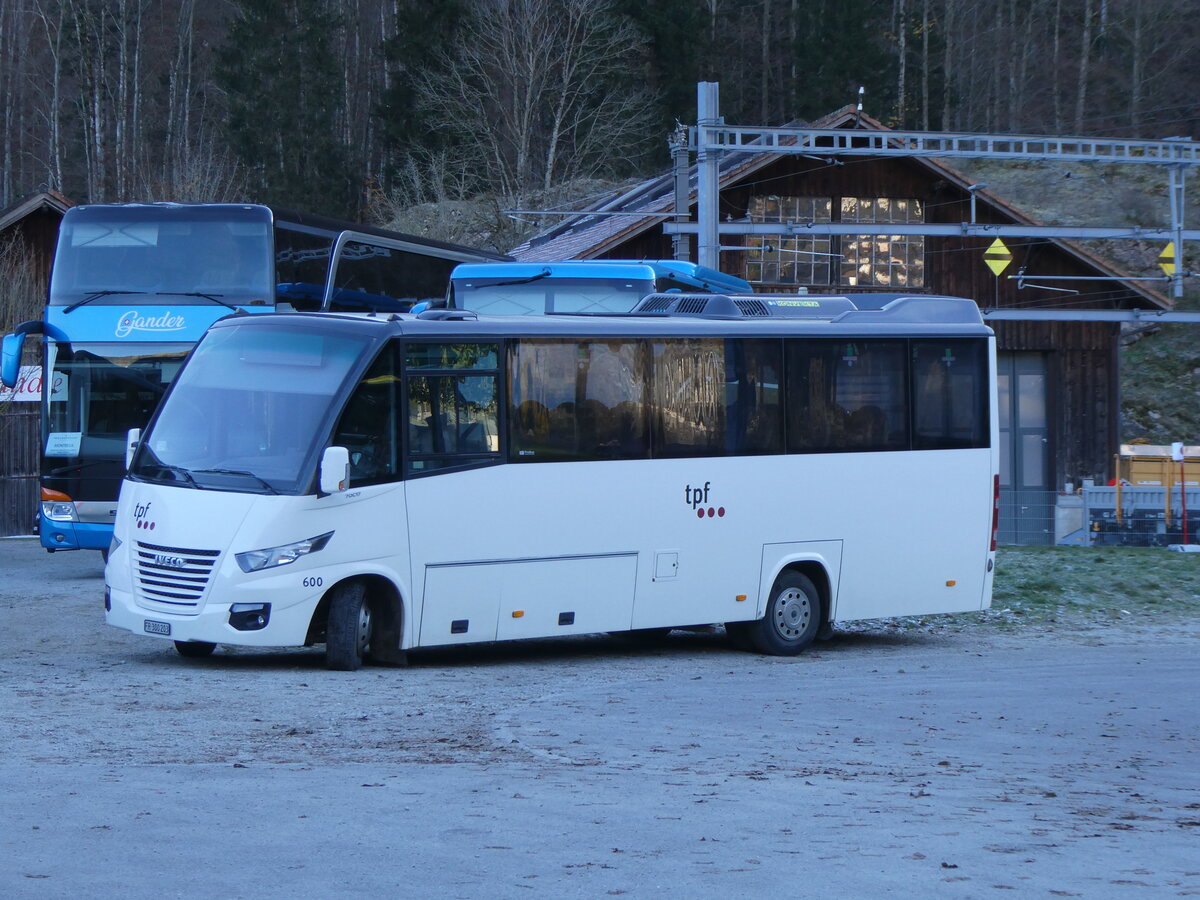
top-left (511, 610), bottom-right (524, 618)
top-left (735, 594), bottom-right (747, 602)
top-left (946, 580), bottom-right (957, 587)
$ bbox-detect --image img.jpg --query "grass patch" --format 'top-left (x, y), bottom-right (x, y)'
top-left (991, 545), bottom-right (1200, 625)
top-left (848, 545), bottom-right (1200, 634)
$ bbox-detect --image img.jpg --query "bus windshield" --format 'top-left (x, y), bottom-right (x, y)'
top-left (50, 205), bottom-right (274, 308)
top-left (46, 342), bottom-right (191, 466)
top-left (132, 323), bottom-right (373, 494)
top-left (453, 276), bottom-right (654, 315)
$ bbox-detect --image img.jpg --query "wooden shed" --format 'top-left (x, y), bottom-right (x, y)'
top-left (1, 190), bottom-right (72, 537)
top-left (512, 110), bottom-right (1169, 544)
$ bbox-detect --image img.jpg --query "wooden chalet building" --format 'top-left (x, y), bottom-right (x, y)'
top-left (511, 109), bottom-right (1170, 544)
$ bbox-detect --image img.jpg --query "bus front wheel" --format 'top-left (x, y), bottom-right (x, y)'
top-left (326, 582), bottom-right (372, 671)
top-left (747, 571), bottom-right (822, 656)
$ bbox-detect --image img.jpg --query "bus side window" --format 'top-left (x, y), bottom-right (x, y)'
top-left (274, 226), bottom-right (332, 311)
top-left (508, 340), bottom-right (649, 462)
top-left (726, 339), bottom-right (783, 455)
top-left (911, 339), bottom-right (988, 450)
top-left (786, 339), bottom-right (908, 453)
top-left (405, 342), bottom-right (500, 474)
top-left (331, 345), bottom-right (401, 486)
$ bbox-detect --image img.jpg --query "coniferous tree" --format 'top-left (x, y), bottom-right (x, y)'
top-left (216, 0), bottom-right (354, 215)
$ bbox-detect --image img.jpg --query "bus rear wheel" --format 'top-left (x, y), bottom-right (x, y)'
top-left (326, 581), bottom-right (372, 671)
top-left (747, 571), bottom-right (822, 656)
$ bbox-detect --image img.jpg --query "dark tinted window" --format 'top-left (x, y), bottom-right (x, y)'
top-left (786, 340), bottom-right (908, 452)
top-left (274, 226), bottom-right (333, 311)
top-left (332, 344), bottom-right (401, 486)
top-left (509, 340), bottom-right (649, 462)
top-left (650, 339), bottom-right (783, 457)
top-left (912, 339), bottom-right (989, 449)
top-left (725, 340), bottom-right (783, 455)
top-left (330, 242), bottom-right (457, 312)
top-left (652, 339), bottom-right (726, 457)
top-left (405, 343), bottom-right (500, 474)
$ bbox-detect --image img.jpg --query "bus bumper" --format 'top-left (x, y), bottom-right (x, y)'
top-left (104, 584), bottom-right (318, 648)
top-left (41, 517), bottom-right (113, 552)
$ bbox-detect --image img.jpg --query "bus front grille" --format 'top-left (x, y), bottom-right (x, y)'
top-left (135, 541), bottom-right (220, 607)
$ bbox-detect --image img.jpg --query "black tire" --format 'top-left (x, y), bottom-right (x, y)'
top-left (745, 571), bottom-right (823, 656)
top-left (174, 640), bottom-right (216, 658)
top-left (326, 581), bottom-right (372, 671)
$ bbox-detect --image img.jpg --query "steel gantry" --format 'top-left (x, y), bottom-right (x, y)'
top-left (672, 82), bottom-right (1200, 299)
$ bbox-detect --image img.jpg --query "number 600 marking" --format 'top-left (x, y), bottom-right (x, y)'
top-left (303, 576), bottom-right (323, 588)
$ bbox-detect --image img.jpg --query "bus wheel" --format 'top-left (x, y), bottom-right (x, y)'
top-left (326, 582), bottom-right (372, 671)
top-left (748, 571), bottom-right (822, 656)
top-left (174, 640), bottom-right (216, 658)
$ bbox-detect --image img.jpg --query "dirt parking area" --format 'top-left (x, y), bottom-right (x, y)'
top-left (2, 536), bottom-right (1198, 898)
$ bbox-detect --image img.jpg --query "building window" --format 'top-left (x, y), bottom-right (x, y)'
top-left (841, 197), bottom-right (925, 288)
top-left (745, 197), bottom-right (833, 285)
top-left (744, 195), bottom-right (925, 289)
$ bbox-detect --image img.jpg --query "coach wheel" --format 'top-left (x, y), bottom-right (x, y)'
top-left (748, 571), bottom-right (822, 656)
top-left (326, 581), bottom-right (372, 671)
top-left (174, 640), bottom-right (216, 658)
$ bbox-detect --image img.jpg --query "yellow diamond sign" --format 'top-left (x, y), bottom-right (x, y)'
top-left (1159, 242), bottom-right (1176, 276)
top-left (984, 238), bottom-right (1012, 276)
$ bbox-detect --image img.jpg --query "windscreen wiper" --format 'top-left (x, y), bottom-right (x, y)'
top-left (193, 468), bottom-right (280, 494)
top-left (135, 444), bottom-right (200, 488)
top-left (47, 459), bottom-right (116, 476)
top-left (155, 291), bottom-right (239, 311)
top-left (63, 290), bottom-right (147, 314)
top-left (484, 268), bottom-right (551, 288)
top-left (153, 463), bottom-right (200, 488)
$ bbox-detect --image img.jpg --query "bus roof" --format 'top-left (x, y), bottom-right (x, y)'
top-left (65, 202), bottom-right (510, 262)
top-left (213, 294), bottom-right (992, 341)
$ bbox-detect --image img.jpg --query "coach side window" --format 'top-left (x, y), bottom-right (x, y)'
top-left (509, 340), bottom-right (649, 462)
top-left (726, 340), bottom-right (783, 455)
top-left (651, 339), bottom-right (726, 457)
top-left (911, 340), bottom-right (988, 449)
top-left (786, 339), bottom-right (908, 453)
top-left (331, 343), bottom-right (401, 487)
top-left (405, 342), bottom-right (500, 474)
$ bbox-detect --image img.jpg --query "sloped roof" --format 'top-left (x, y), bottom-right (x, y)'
top-left (0, 190), bottom-right (73, 233)
top-left (510, 108), bottom-right (1169, 310)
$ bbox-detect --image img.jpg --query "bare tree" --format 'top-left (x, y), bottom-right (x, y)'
top-left (414, 0), bottom-right (655, 206)
top-left (0, 234), bottom-right (47, 335)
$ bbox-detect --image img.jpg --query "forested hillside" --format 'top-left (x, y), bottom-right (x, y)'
top-left (2, 0), bottom-right (1199, 236)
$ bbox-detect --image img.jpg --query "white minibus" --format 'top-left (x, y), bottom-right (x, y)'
top-left (105, 293), bottom-right (998, 669)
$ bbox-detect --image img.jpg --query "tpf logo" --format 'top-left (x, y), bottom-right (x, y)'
top-left (133, 501), bottom-right (157, 531)
top-left (685, 481), bottom-right (726, 519)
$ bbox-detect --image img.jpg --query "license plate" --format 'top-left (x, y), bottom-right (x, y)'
top-left (143, 619), bottom-right (171, 636)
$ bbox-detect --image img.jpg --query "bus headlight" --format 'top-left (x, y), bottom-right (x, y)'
top-left (235, 532), bottom-right (333, 573)
top-left (41, 488), bottom-right (77, 522)
top-left (41, 500), bottom-right (78, 522)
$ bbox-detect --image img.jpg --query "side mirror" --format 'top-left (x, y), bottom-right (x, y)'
top-left (125, 428), bottom-right (141, 470)
top-left (1, 332), bottom-right (26, 388)
top-left (320, 446), bottom-right (350, 494)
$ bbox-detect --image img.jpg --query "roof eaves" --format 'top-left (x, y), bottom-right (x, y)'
top-left (0, 190), bottom-right (74, 233)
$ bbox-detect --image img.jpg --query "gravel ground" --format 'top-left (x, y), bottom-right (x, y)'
top-left (2, 537), bottom-right (1198, 898)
